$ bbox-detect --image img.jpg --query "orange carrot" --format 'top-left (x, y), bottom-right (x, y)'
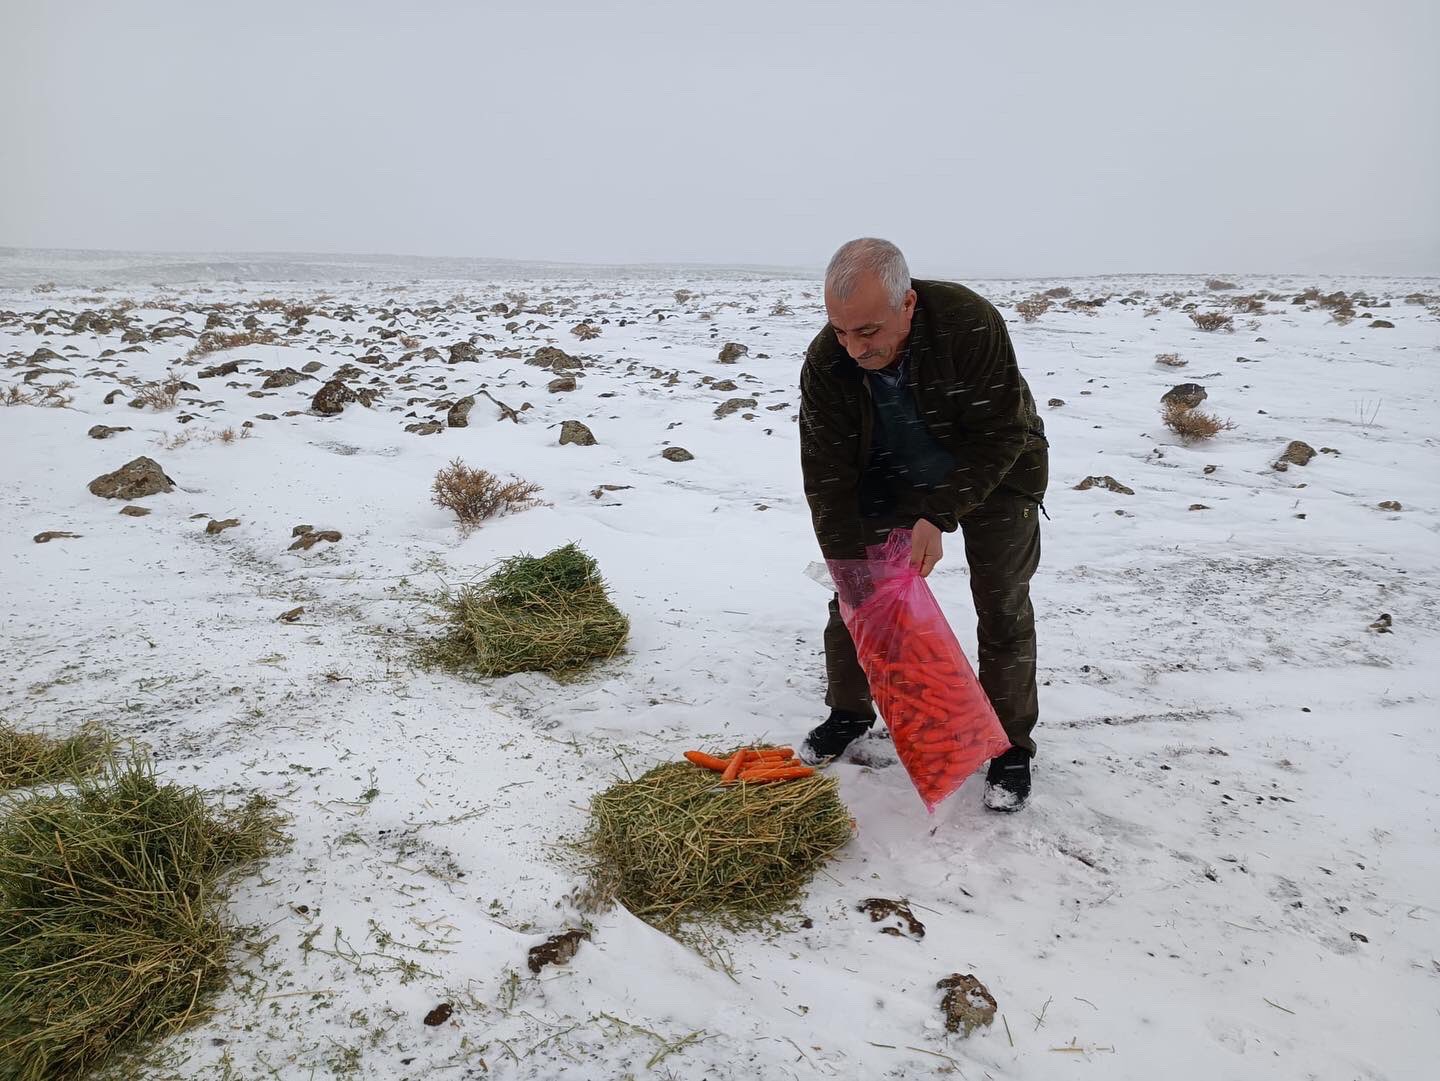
top-left (720, 750), bottom-right (748, 784)
top-left (739, 765), bottom-right (815, 783)
top-left (683, 750), bottom-right (730, 772)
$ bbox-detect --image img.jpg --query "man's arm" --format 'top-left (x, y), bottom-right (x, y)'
top-left (904, 303), bottom-right (1033, 533)
top-left (799, 354), bottom-right (867, 560)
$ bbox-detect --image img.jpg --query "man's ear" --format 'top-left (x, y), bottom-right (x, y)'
top-left (902, 289), bottom-right (917, 316)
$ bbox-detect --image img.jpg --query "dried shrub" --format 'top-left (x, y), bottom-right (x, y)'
top-left (673, 289), bottom-right (693, 305)
top-left (430, 459), bottom-right (543, 529)
top-left (1229, 294), bottom-right (1265, 314)
top-left (1190, 311), bottom-right (1233, 332)
top-left (1154, 353), bottom-right (1187, 368)
top-left (1162, 400), bottom-right (1235, 444)
top-left (1014, 295), bottom-right (1052, 323)
top-left (2, 383), bottom-right (74, 408)
top-left (133, 374), bottom-right (184, 411)
top-left (1042, 286), bottom-right (1072, 298)
top-left (1206, 278), bottom-right (1237, 291)
top-left (770, 299), bottom-right (793, 316)
top-left (186, 328), bottom-right (280, 360)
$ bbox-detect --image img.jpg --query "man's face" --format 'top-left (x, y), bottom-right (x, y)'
top-left (824, 274), bottom-right (917, 371)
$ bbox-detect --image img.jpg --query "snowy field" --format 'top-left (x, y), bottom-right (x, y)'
top-left (2, 254), bottom-right (1438, 1080)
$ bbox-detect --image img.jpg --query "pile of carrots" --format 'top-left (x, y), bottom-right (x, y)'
top-left (683, 746), bottom-right (815, 785)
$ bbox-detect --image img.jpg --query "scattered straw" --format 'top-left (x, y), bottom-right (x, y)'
top-left (0, 754), bottom-right (284, 1080)
top-left (0, 722), bottom-right (115, 791)
top-left (419, 544), bottom-right (628, 680)
top-left (582, 759), bottom-right (853, 931)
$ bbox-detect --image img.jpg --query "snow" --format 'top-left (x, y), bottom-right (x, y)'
top-left (2, 259), bottom-right (1438, 1080)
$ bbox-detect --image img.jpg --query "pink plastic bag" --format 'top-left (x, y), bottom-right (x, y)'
top-left (828, 528), bottom-right (1012, 812)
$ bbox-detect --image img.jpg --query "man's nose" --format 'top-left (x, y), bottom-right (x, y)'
top-left (847, 340), bottom-right (869, 360)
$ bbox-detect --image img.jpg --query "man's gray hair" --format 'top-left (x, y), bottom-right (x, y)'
top-left (824, 238), bottom-right (911, 308)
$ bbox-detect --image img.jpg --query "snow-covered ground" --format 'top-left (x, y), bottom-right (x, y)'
top-left (3, 258), bottom-right (1438, 1080)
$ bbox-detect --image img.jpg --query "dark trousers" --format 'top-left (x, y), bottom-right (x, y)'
top-left (823, 487), bottom-right (1043, 755)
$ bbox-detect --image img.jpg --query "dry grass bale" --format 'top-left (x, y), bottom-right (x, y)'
top-left (0, 755), bottom-right (283, 1080)
top-left (582, 759), bottom-right (853, 930)
top-left (1014, 295), bottom-right (1052, 322)
top-left (1189, 311), bottom-right (1234, 332)
top-left (420, 544), bottom-right (628, 680)
top-left (1162, 400), bottom-right (1236, 444)
top-left (430, 458), bottom-right (543, 530)
top-left (0, 723), bottom-right (114, 791)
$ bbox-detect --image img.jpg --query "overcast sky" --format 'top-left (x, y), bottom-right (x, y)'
top-left (2, 0), bottom-right (1436, 276)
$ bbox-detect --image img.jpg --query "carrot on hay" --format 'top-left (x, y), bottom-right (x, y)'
top-left (683, 750), bottom-right (730, 772)
top-left (739, 765), bottom-right (816, 783)
top-left (720, 750), bottom-right (749, 784)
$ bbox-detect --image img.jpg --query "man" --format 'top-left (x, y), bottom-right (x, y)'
top-left (797, 238), bottom-right (1049, 811)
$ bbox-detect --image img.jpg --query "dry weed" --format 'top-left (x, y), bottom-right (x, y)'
top-left (431, 459), bottom-right (544, 530)
top-left (1190, 311), bottom-right (1234, 332)
top-left (1162, 400), bottom-right (1235, 444)
top-left (1015, 295), bottom-right (1052, 322)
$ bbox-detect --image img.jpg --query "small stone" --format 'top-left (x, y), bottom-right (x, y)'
top-left (711, 379), bottom-right (738, 392)
top-left (88, 456), bottom-right (175, 500)
top-left (559, 420), bottom-right (596, 446)
top-left (570, 322), bottom-right (601, 341)
top-left (1161, 383), bottom-right (1207, 409)
top-left (1274, 440), bottom-right (1316, 469)
top-left (1189, 503), bottom-right (1209, 511)
top-left (715, 397), bottom-right (757, 419)
top-left (289, 529), bottom-right (341, 551)
top-left (1074, 475), bottom-right (1135, 495)
top-left (448, 341), bottom-right (481, 363)
top-left (527, 929), bottom-right (589, 974)
top-left (404, 420), bottom-right (443, 435)
top-left (422, 1003), bottom-right (454, 1027)
top-left (205, 518), bottom-right (240, 535)
top-left (529, 346), bottom-right (583, 371)
top-left (447, 396), bottom-right (475, 427)
top-left (662, 446), bottom-right (694, 462)
top-left (34, 531), bottom-right (81, 543)
top-left (1369, 320), bottom-right (1394, 328)
top-left (312, 379), bottom-right (357, 415)
top-left (936, 973), bottom-right (997, 1038)
top-left (1377, 500), bottom-right (1402, 511)
top-left (1047, 398), bottom-right (1065, 407)
top-left (302, 360), bottom-right (325, 373)
top-left (103, 388), bottom-right (126, 404)
top-left (119, 505), bottom-right (151, 517)
top-left (87, 424), bottom-right (131, 439)
top-left (292, 524), bottom-right (314, 536)
top-left (1203, 464), bottom-right (1217, 474)
top-left (261, 367), bottom-right (310, 389)
top-left (718, 342), bottom-right (748, 363)
top-left (277, 606), bottom-right (305, 623)
top-left (547, 375), bottom-right (577, 393)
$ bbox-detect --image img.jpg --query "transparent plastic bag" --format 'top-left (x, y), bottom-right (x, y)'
top-left (828, 528), bottom-right (1012, 812)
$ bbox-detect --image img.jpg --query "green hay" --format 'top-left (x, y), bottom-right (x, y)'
top-left (0, 755), bottom-right (284, 1081)
top-left (583, 759), bottom-right (854, 931)
top-left (0, 723), bottom-right (115, 791)
top-left (419, 543), bottom-right (629, 680)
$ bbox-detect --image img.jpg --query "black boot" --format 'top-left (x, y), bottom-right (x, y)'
top-left (798, 709), bottom-right (874, 764)
top-left (983, 746), bottom-right (1032, 812)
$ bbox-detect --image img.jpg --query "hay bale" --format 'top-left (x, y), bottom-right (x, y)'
top-left (0, 755), bottom-right (283, 1079)
top-left (584, 760), bottom-right (853, 930)
top-left (422, 543), bottom-right (628, 679)
top-left (0, 723), bottom-right (115, 791)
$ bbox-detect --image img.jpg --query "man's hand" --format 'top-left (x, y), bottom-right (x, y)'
top-left (910, 518), bottom-right (943, 577)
